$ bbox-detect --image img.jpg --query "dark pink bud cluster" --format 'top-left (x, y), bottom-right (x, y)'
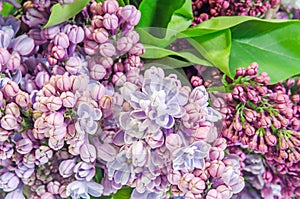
top-left (192, 0), bottom-right (278, 25)
top-left (221, 63), bottom-right (300, 169)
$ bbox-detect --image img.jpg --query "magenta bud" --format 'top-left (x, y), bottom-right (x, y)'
top-left (103, 13), bottom-right (119, 30)
top-left (209, 147), bottom-right (225, 161)
top-left (84, 40), bottom-right (98, 55)
top-left (113, 62), bottom-right (124, 72)
top-left (244, 123), bottom-right (255, 136)
top-left (46, 96), bottom-right (62, 111)
top-left (35, 71), bottom-right (50, 88)
top-left (99, 43), bottom-right (116, 57)
top-left (265, 130), bottom-right (277, 146)
top-left (208, 160), bottom-right (225, 178)
top-left (59, 158), bottom-right (76, 178)
top-left (68, 25), bottom-right (84, 44)
top-left (103, 0), bottom-right (119, 14)
top-left (117, 36), bottom-right (133, 52)
top-left (262, 171), bottom-right (273, 183)
top-left (2, 81), bottom-right (19, 97)
top-left (89, 64), bottom-right (107, 80)
top-left (13, 35), bottom-right (35, 56)
top-left (244, 109), bottom-right (257, 123)
top-left (60, 91), bottom-right (76, 108)
top-left (235, 67), bottom-right (246, 77)
top-left (246, 62), bottom-right (259, 76)
top-left (7, 52), bottom-right (21, 71)
top-left (48, 56), bottom-right (58, 66)
top-left (112, 72), bottom-right (126, 86)
top-left (54, 33), bottom-right (70, 49)
top-left (93, 28), bottom-right (109, 43)
top-left (213, 138), bottom-right (227, 150)
top-left (165, 133), bottom-right (183, 151)
top-left (1, 115), bottom-right (17, 130)
top-left (189, 177), bottom-right (205, 194)
top-left (0, 128), bottom-right (11, 142)
top-left (16, 138), bottom-right (33, 154)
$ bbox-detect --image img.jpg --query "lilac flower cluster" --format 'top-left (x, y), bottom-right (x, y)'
top-left (192, 0), bottom-right (280, 24)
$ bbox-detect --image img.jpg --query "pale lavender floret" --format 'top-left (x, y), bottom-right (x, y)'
top-left (15, 162), bottom-right (34, 179)
top-left (172, 141), bottom-right (211, 170)
top-left (5, 187), bottom-right (25, 199)
top-left (22, 7), bottom-right (48, 27)
top-left (73, 161), bottom-right (95, 181)
top-left (59, 158), bottom-right (77, 178)
top-left (75, 102), bottom-right (102, 135)
top-left (107, 150), bottom-right (136, 185)
top-left (131, 189), bottom-right (166, 199)
top-left (221, 166), bottom-right (245, 194)
top-left (123, 67), bottom-right (188, 132)
top-left (0, 172), bottom-right (20, 192)
top-left (119, 112), bottom-right (146, 141)
top-left (126, 140), bottom-right (150, 167)
top-left (13, 35), bottom-right (35, 56)
top-left (0, 29), bottom-right (13, 49)
top-left (66, 180), bottom-right (103, 199)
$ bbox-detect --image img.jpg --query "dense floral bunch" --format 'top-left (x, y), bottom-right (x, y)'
top-left (192, 0), bottom-right (280, 24)
top-left (214, 63), bottom-right (300, 198)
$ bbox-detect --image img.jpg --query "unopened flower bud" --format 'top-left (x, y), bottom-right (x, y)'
top-left (84, 40), bottom-right (98, 55)
top-left (117, 36), bottom-right (133, 52)
top-left (89, 64), bottom-right (107, 80)
top-left (99, 95), bottom-right (112, 109)
top-left (35, 71), bottom-right (50, 88)
top-left (54, 33), bottom-right (70, 48)
top-left (246, 62), bottom-right (258, 76)
top-left (52, 45), bottom-right (66, 60)
top-left (165, 133), bottom-right (183, 151)
top-left (68, 25), bottom-right (84, 44)
top-left (13, 35), bottom-right (35, 56)
top-left (216, 185), bottom-right (232, 199)
top-left (73, 161), bottom-right (95, 181)
top-left (103, 13), bottom-right (119, 30)
top-left (209, 147), bottom-right (225, 160)
top-left (167, 170), bottom-right (182, 185)
top-left (112, 72), bottom-right (126, 86)
top-left (47, 181), bottom-right (60, 195)
top-left (93, 28), bottom-right (109, 43)
top-left (206, 189), bottom-right (222, 199)
top-left (96, 143), bottom-right (117, 162)
top-left (59, 158), bottom-right (76, 178)
top-left (1, 115), bottom-right (18, 130)
top-left (46, 96), bottom-right (62, 111)
top-left (7, 52), bottom-right (21, 71)
top-left (209, 160), bottom-right (225, 178)
top-left (2, 81), bottom-right (19, 97)
top-left (103, 0), bottom-right (119, 14)
top-left (99, 43), bottom-right (116, 57)
top-left (189, 177), bottom-right (205, 194)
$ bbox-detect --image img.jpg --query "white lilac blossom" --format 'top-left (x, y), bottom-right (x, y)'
top-left (75, 102), bottom-right (102, 135)
top-left (66, 180), bottom-right (103, 199)
top-left (172, 141), bottom-right (211, 170)
top-left (120, 66), bottom-right (188, 132)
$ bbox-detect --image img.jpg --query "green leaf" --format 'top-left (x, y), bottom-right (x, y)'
top-left (0, 2), bottom-right (14, 16)
top-left (144, 57), bottom-right (192, 69)
top-left (179, 16), bottom-right (292, 38)
top-left (229, 20), bottom-right (300, 84)
top-left (188, 29), bottom-right (232, 76)
top-left (137, 0), bottom-right (193, 47)
top-left (141, 44), bottom-right (213, 66)
top-left (116, 0), bottom-right (125, 6)
top-left (110, 186), bottom-right (133, 199)
top-left (43, 0), bottom-right (90, 28)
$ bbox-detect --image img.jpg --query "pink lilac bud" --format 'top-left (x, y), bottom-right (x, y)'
top-left (99, 43), bottom-right (116, 57)
top-left (0, 128), bottom-right (11, 142)
top-left (93, 28), bottom-right (109, 43)
top-left (1, 115), bottom-right (17, 130)
top-left (112, 72), bottom-right (126, 86)
top-left (73, 161), bottom-right (95, 181)
top-left (84, 25), bottom-right (94, 40)
top-left (209, 147), bottom-right (225, 160)
top-left (89, 1), bottom-right (102, 15)
top-left (56, 74), bottom-right (72, 91)
top-left (145, 130), bottom-right (164, 149)
top-left (129, 43), bottom-right (144, 55)
top-left (91, 15), bottom-right (103, 28)
top-left (68, 25), bottom-right (84, 44)
top-left (48, 56), bottom-right (57, 66)
top-left (52, 45), bottom-right (66, 60)
top-left (13, 35), bottom-right (35, 56)
top-left (35, 146), bottom-right (53, 165)
top-left (16, 138), bottom-right (33, 154)
top-left (103, 13), bottom-right (119, 30)
top-left (103, 0), bottom-right (119, 14)
top-left (54, 33), bottom-right (70, 49)
top-left (2, 81), bottom-right (19, 97)
top-left (165, 133), bottom-right (183, 151)
top-left (0, 48), bottom-right (10, 66)
top-left (5, 102), bottom-right (20, 118)
top-left (178, 173), bottom-right (194, 192)
top-left (213, 138), bottom-right (227, 150)
top-left (117, 36), bottom-right (133, 52)
top-left (89, 64), bottom-right (107, 80)
top-left (84, 40), bottom-right (98, 55)
top-left (189, 177), bottom-right (205, 194)
top-left (262, 171), bottom-right (273, 183)
top-left (244, 109), bottom-right (257, 123)
top-left (60, 91), bottom-right (76, 108)
top-left (91, 83), bottom-right (106, 101)
top-left (246, 62), bottom-right (258, 76)
top-left (35, 71), bottom-right (50, 88)
top-left (7, 52), bottom-right (21, 71)
top-left (80, 143), bottom-right (97, 163)
top-left (47, 181), bottom-right (60, 195)
top-left (167, 170), bottom-right (182, 185)
top-left (96, 143), bottom-right (117, 162)
top-left (216, 185), bottom-right (232, 199)
top-left (119, 5), bottom-right (141, 26)
top-left (265, 130), bottom-right (277, 146)
top-left (232, 85), bottom-right (246, 102)
top-left (59, 158), bottom-right (77, 178)
top-left (46, 96), bottom-right (62, 111)
top-left (206, 189), bottom-right (222, 199)
top-left (43, 25), bottom-right (60, 39)
top-left (41, 192), bottom-right (55, 199)
top-left (126, 30), bottom-right (140, 44)
top-left (65, 56), bottom-right (82, 75)
top-left (209, 160), bottom-right (226, 178)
